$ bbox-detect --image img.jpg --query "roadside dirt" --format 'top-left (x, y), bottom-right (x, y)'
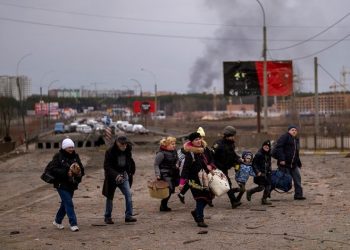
top-left (0, 143), bottom-right (350, 250)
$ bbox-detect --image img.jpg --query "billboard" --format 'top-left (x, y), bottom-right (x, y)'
top-left (133, 100), bottom-right (155, 114)
top-left (223, 61), bottom-right (293, 96)
top-left (35, 102), bottom-right (59, 115)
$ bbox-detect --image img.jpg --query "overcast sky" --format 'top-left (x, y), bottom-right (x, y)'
top-left (0, 0), bottom-right (349, 95)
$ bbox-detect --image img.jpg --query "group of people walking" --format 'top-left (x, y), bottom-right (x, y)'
top-left (47, 124), bottom-right (305, 231)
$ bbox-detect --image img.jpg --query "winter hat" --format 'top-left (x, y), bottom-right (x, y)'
top-left (62, 138), bottom-right (74, 149)
top-left (116, 135), bottom-right (128, 144)
top-left (223, 126), bottom-right (236, 137)
top-left (188, 132), bottom-right (201, 142)
top-left (197, 127), bottom-right (206, 137)
top-left (242, 151), bottom-right (253, 159)
top-left (262, 140), bottom-right (271, 148)
top-left (287, 125), bottom-right (298, 131)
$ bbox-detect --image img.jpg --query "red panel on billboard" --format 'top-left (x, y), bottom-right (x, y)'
top-left (255, 61), bottom-right (293, 96)
top-left (133, 100), bottom-right (155, 114)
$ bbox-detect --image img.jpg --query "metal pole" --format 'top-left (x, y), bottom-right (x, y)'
top-left (16, 53), bottom-right (32, 150)
top-left (141, 68), bottom-right (157, 114)
top-left (256, 0), bottom-right (268, 132)
top-left (314, 57), bottom-right (319, 135)
top-left (130, 78), bottom-right (143, 97)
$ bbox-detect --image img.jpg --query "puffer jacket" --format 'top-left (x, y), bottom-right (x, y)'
top-left (50, 149), bottom-right (84, 191)
top-left (154, 147), bottom-right (178, 178)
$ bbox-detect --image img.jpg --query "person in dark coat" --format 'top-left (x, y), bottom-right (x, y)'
top-left (179, 132), bottom-right (214, 228)
top-left (154, 136), bottom-right (178, 211)
top-left (212, 126), bottom-right (242, 208)
top-left (102, 136), bottom-right (137, 224)
top-left (273, 125), bottom-right (305, 200)
top-left (50, 138), bottom-right (84, 232)
top-left (246, 140), bottom-right (272, 205)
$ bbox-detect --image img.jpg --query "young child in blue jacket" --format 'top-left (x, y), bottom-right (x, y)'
top-left (233, 151), bottom-right (255, 202)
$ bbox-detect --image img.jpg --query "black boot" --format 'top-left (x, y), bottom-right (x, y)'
top-left (197, 220), bottom-right (208, 228)
top-left (261, 198), bottom-right (272, 205)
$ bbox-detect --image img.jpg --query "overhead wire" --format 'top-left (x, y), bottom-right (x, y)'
top-left (0, 1), bottom-right (349, 30)
top-left (269, 12), bottom-right (350, 51)
top-left (288, 33), bottom-right (350, 61)
top-left (318, 63), bottom-right (342, 84)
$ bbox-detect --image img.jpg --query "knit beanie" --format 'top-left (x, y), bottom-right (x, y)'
top-left (262, 140), bottom-right (271, 148)
top-left (62, 138), bottom-right (75, 149)
top-left (223, 126), bottom-right (236, 137)
top-left (197, 127), bottom-right (206, 137)
top-left (188, 132), bottom-right (201, 142)
top-left (287, 125), bottom-right (298, 131)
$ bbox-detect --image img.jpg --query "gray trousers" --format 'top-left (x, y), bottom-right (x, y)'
top-left (286, 167), bottom-right (303, 198)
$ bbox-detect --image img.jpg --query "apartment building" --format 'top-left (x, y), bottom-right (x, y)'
top-left (274, 93), bottom-right (350, 114)
top-left (0, 75), bottom-right (31, 100)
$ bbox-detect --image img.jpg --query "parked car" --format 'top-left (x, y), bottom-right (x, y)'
top-left (54, 122), bottom-right (65, 134)
top-left (132, 124), bottom-right (149, 134)
top-left (76, 124), bottom-right (92, 134)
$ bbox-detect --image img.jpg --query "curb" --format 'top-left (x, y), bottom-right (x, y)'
top-left (301, 151), bottom-right (349, 156)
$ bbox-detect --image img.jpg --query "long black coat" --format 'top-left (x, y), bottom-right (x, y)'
top-left (50, 149), bottom-right (84, 191)
top-left (181, 144), bottom-right (214, 201)
top-left (102, 142), bottom-right (135, 200)
top-left (273, 132), bottom-right (302, 169)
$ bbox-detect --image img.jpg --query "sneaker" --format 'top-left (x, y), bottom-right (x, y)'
top-left (53, 221), bottom-right (64, 230)
top-left (177, 193), bottom-right (185, 204)
top-left (125, 217), bottom-right (137, 223)
top-left (246, 190), bottom-right (252, 201)
top-left (197, 221), bottom-right (208, 228)
top-left (70, 225), bottom-right (79, 232)
top-left (294, 196), bottom-right (306, 200)
top-left (104, 217), bottom-right (114, 224)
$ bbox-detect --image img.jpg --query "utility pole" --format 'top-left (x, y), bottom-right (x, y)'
top-left (314, 57), bottom-right (319, 135)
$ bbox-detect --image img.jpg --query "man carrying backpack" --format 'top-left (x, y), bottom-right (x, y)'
top-left (273, 125), bottom-right (306, 200)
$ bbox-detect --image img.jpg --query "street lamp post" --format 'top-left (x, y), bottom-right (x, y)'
top-left (130, 78), bottom-right (143, 97)
top-left (256, 0), bottom-right (268, 133)
top-left (16, 53), bottom-right (32, 150)
top-left (140, 68), bottom-right (157, 115)
top-left (47, 80), bottom-right (59, 127)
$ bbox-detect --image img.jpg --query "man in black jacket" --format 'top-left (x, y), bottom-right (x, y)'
top-left (212, 126), bottom-right (242, 208)
top-left (273, 125), bottom-right (306, 200)
top-left (102, 136), bottom-right (137, 224)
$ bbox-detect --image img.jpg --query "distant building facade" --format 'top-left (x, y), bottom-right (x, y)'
top-left (274, 93), bottom-right (350, 114)
top-left (0, 75), bottom-right (31, 100)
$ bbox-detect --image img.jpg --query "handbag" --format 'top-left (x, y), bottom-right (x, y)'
top-left (271, 169), bottom-right (292, 192)
top-left (147, 179), bottom-right (169, 199)
top-left (40, 171), bottom-right (55, 184)
top-left (208, 169), bottom-right (230, 196)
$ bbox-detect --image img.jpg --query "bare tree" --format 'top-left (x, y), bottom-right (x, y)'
top-left (0, 96), bottom-right (18, 141)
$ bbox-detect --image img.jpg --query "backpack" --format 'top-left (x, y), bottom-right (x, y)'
top-left (271, 168), bottom-right (292, 192)
top-left (177, 148), bottom-right (194, 175)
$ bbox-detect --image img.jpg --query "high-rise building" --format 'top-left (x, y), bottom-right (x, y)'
top-left (0, 75), bottom-right (31, 100)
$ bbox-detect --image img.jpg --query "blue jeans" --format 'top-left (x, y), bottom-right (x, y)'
top-left (104, 179), bottom-right (133, 219)
top-left (55, 188), bottom-right (77, 226)
top-left (286, 167), bottom-right (303, 198)
top-left (194, 199), bottom-right (207, 222)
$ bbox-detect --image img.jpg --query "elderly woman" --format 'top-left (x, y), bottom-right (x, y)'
top-left (179, 132), bottom-right (214, 227)
top-left (154, 136), bottom-right (179, 212)
top-left (50, 138), bottom-right (84, 232)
